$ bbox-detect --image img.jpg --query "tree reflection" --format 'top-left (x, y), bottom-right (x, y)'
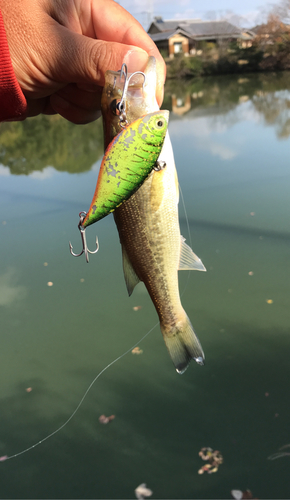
top-left (163, 71), bottom-right (290, 138)
top-left (0, 114), bottom-right (104, 175)
top-left (1, 72), bottom-right (290, 178)
top-left (252, 91), bottom-right (290, 138)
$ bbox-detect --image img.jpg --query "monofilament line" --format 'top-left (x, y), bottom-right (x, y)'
top-left (3, 323), bottom-right (158, 461)
top-left (179, 184), bottom-right (192, 297)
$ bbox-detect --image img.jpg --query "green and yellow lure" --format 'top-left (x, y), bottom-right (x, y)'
top-left (82, 110), bottom-right (169, 228)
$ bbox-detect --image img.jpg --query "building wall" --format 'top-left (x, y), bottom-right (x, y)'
top-left (168, 34), bottom-right (190, 55)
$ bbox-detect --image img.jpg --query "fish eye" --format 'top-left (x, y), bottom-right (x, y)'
top-left (110, 99), bottom-right (124, 116)
top-left (156, 119), bottom-right (164, 128)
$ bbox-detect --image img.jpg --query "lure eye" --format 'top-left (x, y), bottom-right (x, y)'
top-left (156, 119), bottom-right (164, 128)
top-left (110, 99), bottom-right (124, 116)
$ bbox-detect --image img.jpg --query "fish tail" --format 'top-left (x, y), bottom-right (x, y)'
top-left (161, 315), bottom-right (205, 374)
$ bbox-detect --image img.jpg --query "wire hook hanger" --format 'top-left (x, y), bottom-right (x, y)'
top-left (117, 64), bottom-right (146, 127)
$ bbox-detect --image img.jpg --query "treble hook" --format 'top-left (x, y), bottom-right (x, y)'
top-left (117, 64), bottom-right (146, 127)
top-left (69, 212), bottom-right (99, 263)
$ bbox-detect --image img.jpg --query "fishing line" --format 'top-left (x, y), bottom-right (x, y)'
top-left (3, 184), bottom-right (193, 462)
top-left (179, 183), bottom-right (193, 297)
top-left (3, 322), bottom-right (158, 462)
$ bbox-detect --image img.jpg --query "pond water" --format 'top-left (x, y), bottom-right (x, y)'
top-left (0, 72), bottom-right (290, 499)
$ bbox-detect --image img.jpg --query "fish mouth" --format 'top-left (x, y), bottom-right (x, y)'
top-left (194, 356), bottom-right (205, 366)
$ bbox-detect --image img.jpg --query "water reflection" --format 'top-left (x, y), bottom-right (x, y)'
top-left (164, 72), bottom-right (290, 140)
top-left (0, 267), bottom-right (27, 307)
top-left (0, 114), bottom-right (103, 175)
top-left (0, 72), bottom-right (290, 177)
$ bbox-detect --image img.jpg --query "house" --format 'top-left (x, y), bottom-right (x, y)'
top-left (148, 17), bottom-right (255, 56)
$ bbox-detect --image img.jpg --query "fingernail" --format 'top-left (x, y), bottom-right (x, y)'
top-left (123, 49), bottom-right (149, 73)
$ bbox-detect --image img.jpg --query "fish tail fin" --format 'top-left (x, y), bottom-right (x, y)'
top-left (161, 314), bottom-right (205, 374)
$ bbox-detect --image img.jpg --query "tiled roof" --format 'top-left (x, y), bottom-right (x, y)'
top-left (148, 19), bottom-right (253, 39)
top-left (151, 18), bottom-right (201, 33)
top-left (182, 21), bottom-right (241, 37)
top-left (149, 28), bottom-right (194, 42)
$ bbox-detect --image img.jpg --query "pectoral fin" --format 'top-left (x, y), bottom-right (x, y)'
top-left (179, 236), bottom-right (206, 271)
top-left (122, 246), bottom-right (140, 296)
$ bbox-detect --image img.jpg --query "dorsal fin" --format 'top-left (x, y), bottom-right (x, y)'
top-left (179, 236), bottom-right (206, 271)
top-left (122, 246), bottom-right (140, 296)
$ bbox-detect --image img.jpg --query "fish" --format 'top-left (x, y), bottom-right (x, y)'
top-left (101, 57), bottom-right (206, 373)
top-left (82, 111), bottom-right (169, 228)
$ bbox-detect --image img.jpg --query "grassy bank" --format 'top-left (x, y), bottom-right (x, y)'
top-left (166, 40), bottom-right (290, 79)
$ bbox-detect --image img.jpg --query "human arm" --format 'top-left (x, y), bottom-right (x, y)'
top-left (0, 0), bottom-right (166, 123)
top-left (0, 10), bottom-right (27, 120)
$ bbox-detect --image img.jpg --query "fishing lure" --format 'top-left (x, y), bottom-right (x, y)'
top-left (82, 110), bottom-right (169, 228)
top-left (69, 110), bottom-right (169, 262)
top-left (69, 64), bottom-right (170, 262)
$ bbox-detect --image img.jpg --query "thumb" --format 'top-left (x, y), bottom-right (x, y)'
top-left (50, 26), bottom-right (150, 87)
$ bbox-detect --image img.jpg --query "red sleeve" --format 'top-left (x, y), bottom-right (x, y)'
top-left (0, 8), bottom-right (27, 121)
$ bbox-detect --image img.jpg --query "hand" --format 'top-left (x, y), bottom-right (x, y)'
top-left (0, 0), bottom-right (166, 123)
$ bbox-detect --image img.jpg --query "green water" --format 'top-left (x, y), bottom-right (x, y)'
top-left (0, 72), bottom-right (290, 499)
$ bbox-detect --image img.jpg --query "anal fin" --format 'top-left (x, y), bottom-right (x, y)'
top-left (179, 236), bottom-right (206, 272)
top-left (122, 246), bottom-right (140, 296)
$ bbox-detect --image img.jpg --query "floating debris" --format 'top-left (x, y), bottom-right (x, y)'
top-left (2, 221), bottom-right (6, 225)
top-left (265, 392), bottom-right (269, 397)
top-left (132, 347), bottom-right (143, 355)
top-left (43, 262), bottom-right (48, 267)
top-left (133, 306), bottom-right (142, 311)
top-left (80, 278), bottom-right (85, 283)
top-left (250, 212), bottom-right (255, 216)
top-left (25, 387), bottom-right (32, 393)
top-left (231, 489), bottom-right (257, 499)
top-left (47, 282), bottom-right (53, 287)
top-left (0, 456), bottom-right (8, 462)
top-left (99, 414), bottom-right (115, 424)
top-left (135, 483), bottom-right (153, 499)
top-left (266, 299), bottom-right (273, 304)
top-left (198, 447), bottom-right (223, 474)
top-left (248, 271), bottom-right (253, 276)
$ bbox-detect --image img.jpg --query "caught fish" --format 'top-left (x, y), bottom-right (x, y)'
top-left (101, 57), bottom-right (206, 373)
top-left (82, 111), bottom-right (169, 228)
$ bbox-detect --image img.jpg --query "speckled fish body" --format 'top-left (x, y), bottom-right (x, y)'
top-left (101, 57), bottom-right (206, 374)
top-left (82, 111), bottom-right (168, 228)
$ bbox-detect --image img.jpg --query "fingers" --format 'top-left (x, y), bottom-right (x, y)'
top-left (50, 83), bottom-right (102, 124)
top-left (2, 0), bottom-right (166, 121)
top-left (48, 0), bottom-right (166, 106)
top-left (50, 95), bottom-right (102, 124)
top-left (48, 25), bottom-right (149, 83)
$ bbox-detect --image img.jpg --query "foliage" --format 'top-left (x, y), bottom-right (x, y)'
top-left (0, 114), bottom-right (104, 175)
top-left (164, 71), bottom-right (290, 139)
top-left (167, 54), bottom-right (204, 79)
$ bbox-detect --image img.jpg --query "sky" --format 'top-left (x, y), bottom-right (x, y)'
top-left (118, 0), bottom-right (282, 28)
